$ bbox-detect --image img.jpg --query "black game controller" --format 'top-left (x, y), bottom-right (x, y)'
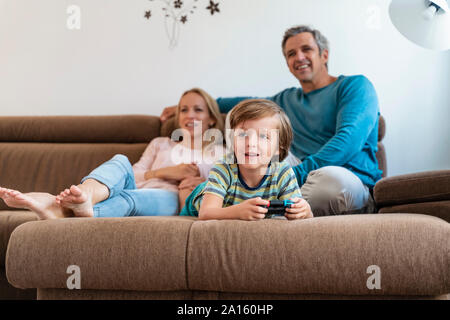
top-left (260, 199), bottom-right (294, 218)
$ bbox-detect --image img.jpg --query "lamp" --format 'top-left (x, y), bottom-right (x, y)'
top-left (389, 0), bottom-right (450, 51)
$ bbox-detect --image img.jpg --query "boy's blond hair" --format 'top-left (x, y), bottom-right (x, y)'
top-left (228, 99), bottom-right (293, 161)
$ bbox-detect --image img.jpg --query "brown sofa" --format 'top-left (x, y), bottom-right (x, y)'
top-left (0, 115), bottom-right (449, 300)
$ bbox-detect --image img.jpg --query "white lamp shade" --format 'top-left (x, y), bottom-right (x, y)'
top-left (389, 0), bottom-right (450, 51)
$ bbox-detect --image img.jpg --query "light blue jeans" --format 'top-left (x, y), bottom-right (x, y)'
top-left (81, 154), bottom-right (179, 218)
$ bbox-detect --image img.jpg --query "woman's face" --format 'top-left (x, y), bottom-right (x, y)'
top-left (178, 92), bottom-right (214, 138)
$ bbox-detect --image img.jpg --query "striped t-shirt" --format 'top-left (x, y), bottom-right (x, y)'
top-left (180, 160), bottom-right (302, 217)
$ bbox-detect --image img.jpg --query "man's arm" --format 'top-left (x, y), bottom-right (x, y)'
top-left (216, 91), bottom-right (283, 113)
top-left (216, 96), bottom-right (257, 113)
top-left (292, 76), bottom-right (379, 185)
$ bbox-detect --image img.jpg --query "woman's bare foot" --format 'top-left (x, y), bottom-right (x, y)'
top-left (56, 185), bottom-right (94, 217)
top-left (0, 187), bottom-right (68, 220)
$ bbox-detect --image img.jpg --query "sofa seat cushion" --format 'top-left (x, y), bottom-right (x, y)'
top-left (6, 216), bottom-right (196, 292)
top-left (374, 170), bottom-right (450, 206)
top-left (187, 214), bottom-right (450, 296)
top-left (0, 211), bottom-right (37, 268)
top-left (6, 214), bottom-right (450, 297)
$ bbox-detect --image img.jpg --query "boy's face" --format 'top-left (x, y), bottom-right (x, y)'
top-left (233, 116), bottom-right (280, 170)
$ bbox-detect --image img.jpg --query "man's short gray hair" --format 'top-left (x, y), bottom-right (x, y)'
top-left (282, 25), bottom-right (330, 56)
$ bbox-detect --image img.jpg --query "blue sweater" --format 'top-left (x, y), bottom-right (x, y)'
top-left (216, 75), bottom-right (382, 189)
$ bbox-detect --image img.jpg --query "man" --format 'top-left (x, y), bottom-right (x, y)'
top-left (160, 25), bottom-right (382, 216)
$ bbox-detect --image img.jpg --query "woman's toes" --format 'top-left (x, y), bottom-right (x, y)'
top-left (69, 185), bottom-right (83, 196)
top-left (59, 190), bottom-right (69, 199)
top-left (9, 190), bottom-right (20, 197)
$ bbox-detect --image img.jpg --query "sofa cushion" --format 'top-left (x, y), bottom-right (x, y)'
top-left (0, 267), bottom-right (36, 300)
top-left (160, 116), bottom-right (178, 138)
top-left (378, 201), bottom-right (450, 223)
top-left (0, 211), bottom-right (37, 268)
top-left (0, 143), bottom-right (147, 211)
top-left (374, 170), bottom-right (450, 206)
top-left (0, 115), bottom-right (163, 211)
top-left (6, 216), bottom-right (196, 292)
top-left (187, 214), bottom-right (450, 296)
top-left (6, 214), bottom-right (450, 297)
top-left (376, 142), bottom-right (387, 178)
top-left (0, 115), bottom-right (160, 143)
top-left (378, 115), bottom-right (385, 142)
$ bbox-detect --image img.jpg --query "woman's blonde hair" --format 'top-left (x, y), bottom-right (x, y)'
top-left (174, 88), bottom-right (224, 134)
top-left (228, 99), bottom-right (293, 161)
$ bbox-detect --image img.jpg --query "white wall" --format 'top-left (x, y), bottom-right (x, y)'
top-left (0, 0), bottom-right (449, 176)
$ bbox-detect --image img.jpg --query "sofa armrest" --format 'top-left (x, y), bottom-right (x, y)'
top-left (374, 170), bottom-right (450, 207)
top-left (6, 216), bottom-right (196, 292)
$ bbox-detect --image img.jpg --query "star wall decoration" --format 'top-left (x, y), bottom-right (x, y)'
top-left (145, 0), bottom-right (221, 48)
top-left (174, 0), bottom-right (183, 9)
top-left (206, 1), bottom-right (220, 15)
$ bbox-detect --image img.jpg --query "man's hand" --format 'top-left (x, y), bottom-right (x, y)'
top-left (285, 197), bottom-right (313, 220)
top-left (236, 197), bottom-right (269, 221)
top-left (160, 105), bottom-right (177, 122)
top-left (179, 176), bottom-right (205, 191)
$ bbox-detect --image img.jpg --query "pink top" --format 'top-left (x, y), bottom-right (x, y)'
top-left (132, 137), bottom-right (224, 193)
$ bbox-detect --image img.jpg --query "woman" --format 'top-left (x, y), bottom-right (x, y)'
top-left (0, 88), bottom-right (225, 219)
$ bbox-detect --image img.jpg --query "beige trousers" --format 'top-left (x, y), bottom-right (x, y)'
top-left (284, 152), bottom-right (375, 217)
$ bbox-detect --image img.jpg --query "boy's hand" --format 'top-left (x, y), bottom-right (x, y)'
top-left (236, 197), bottom-right (269, 221)
top-left (285, 197), bottom-right (313, 220)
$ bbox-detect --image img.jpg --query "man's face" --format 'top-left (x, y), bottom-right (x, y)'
top-left (284, 32), bottom-right (328, 83)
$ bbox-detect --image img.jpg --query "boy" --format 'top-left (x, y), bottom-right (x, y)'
top-left (180, 99), bottom-right (313, 220)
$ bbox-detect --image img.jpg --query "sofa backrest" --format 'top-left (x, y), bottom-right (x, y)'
top-left (0, 115), bottom-right (160, 210)
top-left (0, 113), bottom-right (387, 211)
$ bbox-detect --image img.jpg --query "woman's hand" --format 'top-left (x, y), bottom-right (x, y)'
top-left (173, 163), bottom-right (200, 180)
top-left (235, 197), bottom-right (269, 221)
top-left (146, 163), bottom-right (200, 181)
top-left (178, 176), bottom-right (205, 191)
top-left (285, 197), bottom-right (313, 220)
